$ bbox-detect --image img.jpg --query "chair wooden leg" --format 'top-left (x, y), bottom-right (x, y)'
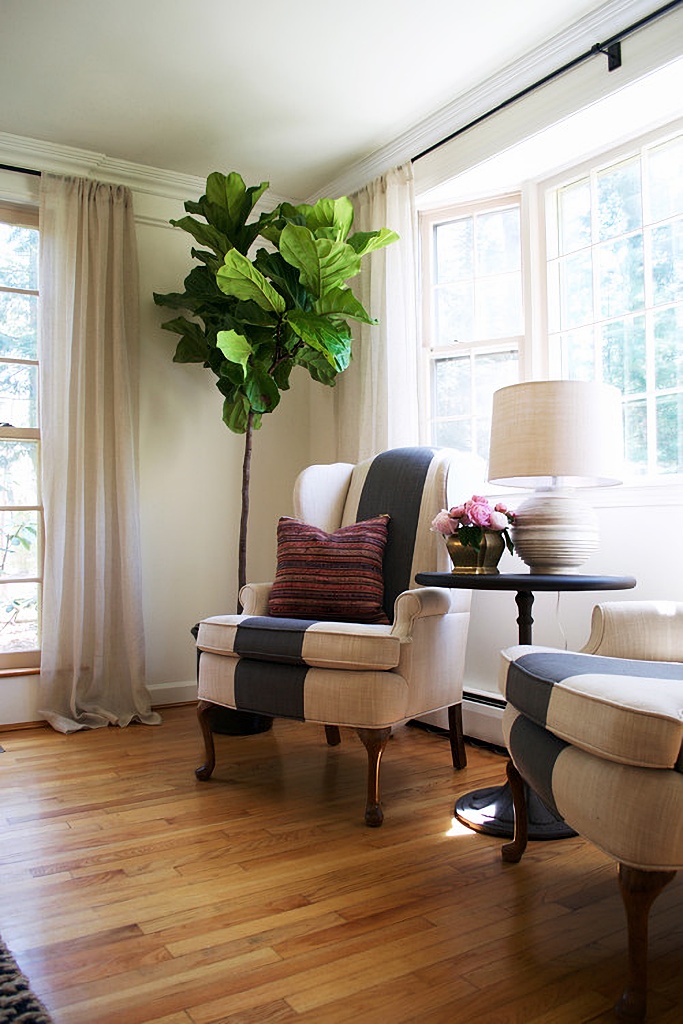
top-left (501, 758), bottom-right (529, 863)
top-left (447, 703), bottom-right (467, 769)
top-left (356, 727), bottom-right (391, 828)
top-left (324, 725), bottom-right (341, 746)
top-left (615, 864), bottom-right (676, 1022)
top-left (195, 700), bottom-right (216, 781)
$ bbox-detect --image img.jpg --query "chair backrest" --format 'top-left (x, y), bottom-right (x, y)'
top-left (338, 448), bottom-right (447, 620)
top-left (294, 446), bottom-right (486, 622)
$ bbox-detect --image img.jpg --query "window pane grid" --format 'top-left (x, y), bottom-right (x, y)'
top-left (548, 131), bottom-right (683, 478)
top-left (422, 197), bottom-right (522, 454)
top-left (0, 208), bottom-right (41, 662)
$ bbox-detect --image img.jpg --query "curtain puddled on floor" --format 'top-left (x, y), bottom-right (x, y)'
top-left (38, 174), bottom-right (160, 732)
top-left (335, 162), bottom-right (420, 462)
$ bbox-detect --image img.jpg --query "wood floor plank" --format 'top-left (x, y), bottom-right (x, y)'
top-left (0, 706), bottom-right (679, 1023)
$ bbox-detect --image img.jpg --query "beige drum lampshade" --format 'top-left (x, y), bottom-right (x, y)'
top-left (488, 380), bottom-right (623, 574)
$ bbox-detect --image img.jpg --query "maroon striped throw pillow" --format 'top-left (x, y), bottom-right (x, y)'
top-left (268, 515), bottom-right (391, 624)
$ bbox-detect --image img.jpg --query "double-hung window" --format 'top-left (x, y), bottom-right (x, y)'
top-left (0, 205), bottom-right (41, 671)
top-left (421, 123), bottom-right (683, 485)
top-left (420, 195), bottom-right (522, 461)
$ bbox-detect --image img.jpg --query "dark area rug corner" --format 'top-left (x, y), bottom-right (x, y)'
top-left (0, 937), bottom-right (53, 1023)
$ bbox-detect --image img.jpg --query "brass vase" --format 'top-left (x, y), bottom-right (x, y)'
top-left (445, 530), bottom-right (505, 574)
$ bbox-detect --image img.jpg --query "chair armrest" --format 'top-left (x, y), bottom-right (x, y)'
top-left (239, 582), bottom-right (274, 616)
top-left (582, 601), bottom-right (683, 661)
top-left (391, 587), bottom-right (453, 639)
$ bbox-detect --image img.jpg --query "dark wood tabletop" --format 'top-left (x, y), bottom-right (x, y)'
top-left (415, 572), bottom-right (637, 593)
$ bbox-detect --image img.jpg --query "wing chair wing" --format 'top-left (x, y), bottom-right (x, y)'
top-left (499, 601), bottom-right (683, 1022)
top-left (194, 446), bottom-right (475, 826)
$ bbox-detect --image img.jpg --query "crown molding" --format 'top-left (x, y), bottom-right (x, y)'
top-left (306, 0), bottom-right (670, 200)
top-left (0, 131), bottom-right (207, 201)
top-left (0, 132), bottom-right (292, 212)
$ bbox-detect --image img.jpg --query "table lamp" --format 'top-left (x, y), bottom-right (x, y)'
top-left (487, 380), bottom-right (623, 574)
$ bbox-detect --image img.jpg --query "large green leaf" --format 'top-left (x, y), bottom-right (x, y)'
top-left (293, 197), bottom-right (355, 241)
top-left (295, 346), bottom-right (342, 386)
top-left (169, 215), bottom-right (230, 256)
top-left (207, 172), bottom-right (268, 229)
top-left (216, 330), bottom-right (252, 377)
top-left (173, 334), bottom-right (211, 363)
top-left (286, 310), bottom-right (352, 372)
top-left (161, 317), bottom-right (211, 363)
top-left (254, 249), bottom-right (309, 309)
top-left (347, 227), bottom-right (399, 256)
top-left (245, 367), bottom-right (281, 414)
top-left (223, 393), bottom-right (251, 433)
top-left (280, 225), bottom-right (361, 298)
top-left (153, 290), bottom-right (195, 311)
top-left (315, 287), bottom-right (376, 324)
top-left (233, 299), bottom-right (279, 328)
top-left (190, 248), bottom-right (223, 274)
top-left (217, 250), bottom-right (286, 313)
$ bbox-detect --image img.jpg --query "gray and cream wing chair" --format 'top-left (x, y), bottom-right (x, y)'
top-left (500, 601), bottom-right (683, 1022)
top-left (194, 446), bottom-right (477, 826)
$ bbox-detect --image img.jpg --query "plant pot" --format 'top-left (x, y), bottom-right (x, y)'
top-left (445, 530), bottom-right (505, 574)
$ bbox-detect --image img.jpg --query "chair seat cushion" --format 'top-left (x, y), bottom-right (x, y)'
top-left (501, 645), bottom-right (683, 770)
top-left (503, 706), bottom-right (683, 871)
top-left (267, 514), bottom-right (391, 624)
top-left (197, 615), bottom-right (401, 671)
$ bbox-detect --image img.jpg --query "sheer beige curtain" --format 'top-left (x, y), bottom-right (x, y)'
top-left (38, 174), bottom-right (160, 732)
top-left (335, 162), bottom-right (420, 462)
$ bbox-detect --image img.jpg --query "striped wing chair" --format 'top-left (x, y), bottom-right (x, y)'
top-left (194, 446), bottom-right (477, 826)
top-left (500, 601), bottom-right (683, 1022)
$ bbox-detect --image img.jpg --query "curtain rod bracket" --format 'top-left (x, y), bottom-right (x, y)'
top-left (594, 40), bottom-right (622, 71)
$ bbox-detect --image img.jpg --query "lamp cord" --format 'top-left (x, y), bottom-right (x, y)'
top-left (555, 592), bottom-right (569, 650)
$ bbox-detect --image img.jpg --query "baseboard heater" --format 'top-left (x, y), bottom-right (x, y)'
top-left (414, 688), bottom-right (506, 752)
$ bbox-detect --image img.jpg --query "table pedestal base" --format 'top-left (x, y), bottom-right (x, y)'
top-left (455, 781), bottom-right (576, 840)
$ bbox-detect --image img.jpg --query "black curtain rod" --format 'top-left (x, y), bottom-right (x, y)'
top-left (0, 163), bottom-right (41, 177)
top-left (412, 0), bottom-right (683, 163)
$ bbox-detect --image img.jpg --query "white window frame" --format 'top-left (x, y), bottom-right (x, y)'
top-left (419, 193), bottom-right (524, 458)
top-left (538, 118), bottom-right (683, 489)
top-left (419, 118), bottom-right (683, 501)
top-left (0, 202), bottom-right (42, 673)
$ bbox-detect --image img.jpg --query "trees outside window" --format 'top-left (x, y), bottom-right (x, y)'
top-left (547, 131), bottom-right (683, 477)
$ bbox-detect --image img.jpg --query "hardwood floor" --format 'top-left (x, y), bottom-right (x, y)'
top-left (0, 705), bottom-right (680, 1023)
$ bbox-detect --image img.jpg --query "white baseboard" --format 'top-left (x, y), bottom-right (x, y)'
top-left (148, 680), bottom-right (196, 707)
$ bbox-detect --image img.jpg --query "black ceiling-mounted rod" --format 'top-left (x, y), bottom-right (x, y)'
top-left (412, 0), bottom-right (682, 163)
top-left (0, 163), bottom-right (41, 177)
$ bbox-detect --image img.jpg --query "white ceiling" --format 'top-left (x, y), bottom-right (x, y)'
top-left (0, 0), bottom-right (663, 199)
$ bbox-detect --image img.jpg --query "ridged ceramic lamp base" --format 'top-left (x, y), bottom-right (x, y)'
top-left (511, 491), bottom-right (598, 574)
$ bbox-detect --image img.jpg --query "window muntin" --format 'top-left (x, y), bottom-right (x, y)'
top-left (421, 197), bottom-right (522, 460)
top-left (546, 131), bottom-right (683, 478)
top-left (0, 206), bottom-right (41, 668)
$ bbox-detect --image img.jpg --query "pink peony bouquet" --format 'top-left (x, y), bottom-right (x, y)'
top-left (431, 495), bottom-right (515, 553)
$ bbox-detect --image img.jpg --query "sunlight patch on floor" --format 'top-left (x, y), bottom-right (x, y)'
top-left (445, 817), bottom-right (478, 838)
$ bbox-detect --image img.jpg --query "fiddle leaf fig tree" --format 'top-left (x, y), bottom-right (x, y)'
top-left (154, 171), bottom-right (398, 597)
